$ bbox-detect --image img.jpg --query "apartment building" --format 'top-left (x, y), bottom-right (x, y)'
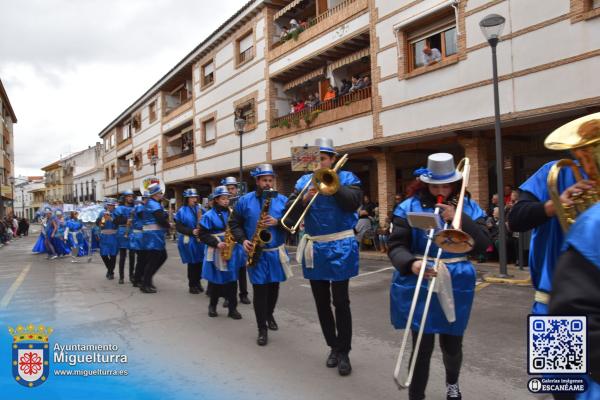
top-left (71, 143), bottom-right (104, 203)
top-left (97, 0), bottom-right (600, 220)
top-left (0, 79), bottom-right (16, 217)
top-left (41, 161), bottom-right (63, 204)
top-left (13, 176), bottom-right (44, 219)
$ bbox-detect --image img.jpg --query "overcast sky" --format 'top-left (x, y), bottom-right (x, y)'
top-left (0, 0), bottom-right (246, 177)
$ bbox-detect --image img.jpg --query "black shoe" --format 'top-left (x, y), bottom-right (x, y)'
top-left (198, 283), bottom-right (204, 293)
top-left (337, 353), bottom-right (352, 376)
top-left (223, 299), bottom-right (229, 308)
top-left (228, 309), bottom-right (242, 320)
top-left (106, 272), bottom-right (110, 279)
top-left (208, 305), bottom-right (218, 317)
top-left (189, 286), bottom-right (200, 294)
top-left (446, 383), bottom-right (462, 400)
top-left (132, 281), bottom-right (140, 288)
top-left (326, 349), bottom-right (338, 368)
top-left (107, 273), bottom-right (114, 280)
top-left (257, 329), bottom-right (268, 346)
top-left (118, 278), bottom-right (124, 284)
top-left (267, 317), bottom-right (278, 331)
top-left (240, 295), bottom-right (251, 304)
top-left (150, 284), bottom-right (156, 290)
top-left (140, 286), bottom-right (157, 293)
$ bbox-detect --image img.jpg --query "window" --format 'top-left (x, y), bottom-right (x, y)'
top-left (132, 113), bottom-right (141, 132)
top-left (104, 138), bottom-right (109, 152)
top-left (122, 123), bottom-right (131, 141)
top-left (408, 17), bottom-right (456, 71)
top-left (149, 102), bottom-right (157, 123)
top-left (110, 134), bottom-right (115, 148)
top-left (235, 99), bottom-right (256, 131)
top-left (593, 0), bottom-right (600, 9)
top-left (110, 164), bottom-right (115, 180)
top-left (236, 31), bottom-right (254, 66)
top-left (202, 61), bottom-right (215, 87)
top-left (202, 118), bottom-right (216, 145)
top-left (133, 151), bottom-right (143, 170)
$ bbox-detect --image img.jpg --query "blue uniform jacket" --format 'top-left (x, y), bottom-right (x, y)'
top-left (129, 204), bottom-right (145, 251)
top-left (114, 204), bottom-right (134, 249)
top-left (142, 198), bottom-right (167, 251)
top-left (174, 205), bottom-right (204, 264)
top-left (97, 210), bottom-right (118, 256)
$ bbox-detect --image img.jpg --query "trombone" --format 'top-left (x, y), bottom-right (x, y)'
top-left (281, 153), bottom-right (349, 234)
top-left (434, 158), bottom-right (475, 253)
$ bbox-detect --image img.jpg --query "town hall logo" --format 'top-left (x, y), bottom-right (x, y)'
top-left (8, 324), bottom-right (53, 387)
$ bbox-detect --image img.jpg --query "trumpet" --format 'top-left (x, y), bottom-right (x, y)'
top-left (433, 158), bottom-right (475, 253)
top-left (545, 113), bottom-right (600, 232)
top-left (281, 153), bottom-right (349, 234)
top-left (393, 195), bottom-right (450, 389)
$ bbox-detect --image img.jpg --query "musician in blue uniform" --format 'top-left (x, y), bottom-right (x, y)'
top-left (131, 194), bottom-right (148, 288)
top-left (198, 186), bottom-right (243, 319)
top-left (32, 208), bottom-right (52, 254)
top-left (65, 210), bottom-right (88, 262)
top-left (140, 183), bottom-right (170, 294)
top-left (508, 163), bottom-right (592, 315)
top-left (230, 164), bottom-right (292, 346)
top-left (52, 211), bottom-right (70, 257)
top-left (388, 153), bottom-right (490, 400)
top-left (549, 203), bottom-right (600, 400)
top-left (222, 176), bottom-right (251, 306)
top-left (114, 190), bottom-right (136, 284)
top-left (44, 209), bottom-right (59, 259)
top-left (283, 138), bottom-right (362, 376)
top-left (174, 188), bottom-right (205, 294)
top-left (97, 198), bottom-right (119, 280)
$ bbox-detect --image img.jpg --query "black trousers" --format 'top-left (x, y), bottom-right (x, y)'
top-left (187, 263), bottom-right (202, 288)
top-left (310, 279), bottom-right (352, 354)
top-left (252, 282), bottom-right (279, 331)
top-left (133, 250), bottom-right (147, 283)
top-left (143, 249), bottom-right (167, 288)
top-left (118, 248), bottom-right (136, 279)
top-left (209, 281), bottom-right (237, 310)
top-left (238, 265), bottom-right (248, 298)
top-left (101, 255), bottom-right (117, 274)
top-left (408, 331), bottom-right (463, 400)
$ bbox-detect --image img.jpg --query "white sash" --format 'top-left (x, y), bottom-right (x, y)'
top-left (263, 245), bottom-right (293, 279)
top-left (206, 234), bottom-right (227, 271)
top-left (296, 229), bottom-right (355, 269)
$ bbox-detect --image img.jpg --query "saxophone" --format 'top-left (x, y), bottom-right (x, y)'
top-left (195, 205), bottom-right (203, 242)
top-left (99, 212), bottom-right (109, 228)
top-left (246, 189), bottom-right (275, 267)
top-left (221, 207), bottom-right (235, 261)
top-left (124, 207), bottom-right (135, 238)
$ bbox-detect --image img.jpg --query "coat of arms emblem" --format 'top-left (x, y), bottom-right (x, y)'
top-left (9, 324), bottom-right (53, 387)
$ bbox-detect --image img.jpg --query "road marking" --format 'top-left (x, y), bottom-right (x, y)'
top-left (355, 266), bottom-right (393, 278)
top-left (475, 282), bottom-right (491, 292)
top-left (0, 263), bottom-right (31, 309)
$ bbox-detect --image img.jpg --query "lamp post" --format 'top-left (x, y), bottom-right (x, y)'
top-left (234, 115), bottom-right (247, 194)
top-left (151, 154), bottom-right (158, 176)
top-left (480, 13), bottom-right (509, 277)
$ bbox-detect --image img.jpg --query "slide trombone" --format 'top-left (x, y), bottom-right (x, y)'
top-left (281, 153), bottom-right (349, 234)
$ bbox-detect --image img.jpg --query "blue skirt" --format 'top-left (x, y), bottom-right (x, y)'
top-left (66, 232), bottom-right (89, 257)
top-left (390, 260), bottom-right (476, 336)
top-left (301, 236), bottom-right (359, 281)
top-left (117, 227), bottom-right (130, 249)
top-left (91, 232), bottom-right (100, 250)
top-left (52, 237), bottom-right (71, 256)
top-left (202, 244), bottom-right (244, 284)
top-left (177, 234), bottom-right (204, 264)
top-left (129, 230), bottom-right (143, 251)
top-left (32, 233), bottom-right (47, 253)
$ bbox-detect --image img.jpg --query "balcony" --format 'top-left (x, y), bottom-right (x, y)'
top-left (164, 150), bottom-right (194, 170)
top-left (162, 99), bottom-right (193, 124)
top-left (118, 170), bottom-right (133, 182)
top-left (270, 0), bottom-right (368, 61)
top-left (269, 87), bottom-right (372, 138)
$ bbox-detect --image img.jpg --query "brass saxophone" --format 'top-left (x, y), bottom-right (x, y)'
top-left (99, 212), bottom-right (109, 228)
top-left (195, 205), bottom-right (203, 242)
top-left (246, 189), bottom-right (275, 267)
top-left (221, 207), bottom-right (235, 261)
top-left (124, 208), bottom-right (135, 238)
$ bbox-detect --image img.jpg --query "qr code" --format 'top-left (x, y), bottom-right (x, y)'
top-left (528, 316), bottom-right (587, 374)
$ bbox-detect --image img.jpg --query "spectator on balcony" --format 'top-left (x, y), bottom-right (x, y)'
top-left (362, 75), bottom-right (371, 87)
top-left (306, 94), bottom-right (320, 109)
top-left (339, 79), bottom-right (352, 96)
top-left (323, 86), bottom-right (337, 101)
top-left (289, 18), bottom-right (300, 31)
top-left (349, 75), bottom-right (366, 93)
top-left (422, 43), bottom-right (441, 66)
top-left (299, 19), bottom-right (308, 30)
top-left (294, 100), bottom-right (306, 113)
top-left (280, 27), bottom-right (289, 41)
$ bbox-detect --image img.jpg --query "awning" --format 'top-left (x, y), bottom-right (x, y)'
top-left (283, 67), bottom-right (326, 91)
top-left (327, 48), bottom-right (370, 72)
top-left (274, 0), bottom-right (306, 20)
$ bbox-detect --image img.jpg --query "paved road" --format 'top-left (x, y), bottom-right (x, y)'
top-left (0, 233), bottom-right (536, 399)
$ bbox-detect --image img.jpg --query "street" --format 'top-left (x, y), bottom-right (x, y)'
top-left (1, 230), bottom-right (535, 399)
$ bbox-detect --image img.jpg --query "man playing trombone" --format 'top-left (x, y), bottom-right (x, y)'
top-left (282, 138), bottom-right (362, 376)
top-left (388, 153), bottom-right (490, 400)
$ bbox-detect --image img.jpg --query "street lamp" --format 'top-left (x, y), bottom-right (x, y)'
top-left (150, 154), bottom-right (158, 176)
top-left (480, 13), bottom-right (509, 277)
top-left (234, 114), bottom-right (246, 194)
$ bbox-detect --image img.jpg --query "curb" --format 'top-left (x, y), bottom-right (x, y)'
top-left (482, 276), bottom-right (532, 285)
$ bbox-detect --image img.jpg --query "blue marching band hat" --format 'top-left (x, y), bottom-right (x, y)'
top-left (221, 176), bottom-right (238, 186)
top-left (103, 197), bottom-right (118, 206)
top-left (414, 153), bottom-right (462, 185)
top-left (147, 182), bottom-right (164, 196)
top-left (250, 163), bottom-right (276, 177)
top-left (212, 185), bottom-right (230, 198)
top-left (141, 191), bottom-right (150, 199)
top-left (121, 189), bottom-right (134, 196)
top-left (315, 137), bottom-right (337, 155)
top-left (183, 188), bottom-right (199, 198)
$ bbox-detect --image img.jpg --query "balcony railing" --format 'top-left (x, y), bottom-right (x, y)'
top-left (166, 148), bottom-right (194, 163)
top-left (271, 0), bottom-right (364, 55)
top-left (272, 86), bottom-right (371, 127)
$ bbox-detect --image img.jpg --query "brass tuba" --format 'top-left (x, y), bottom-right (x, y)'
top-left (545, 113), bottom-right (600, 232)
